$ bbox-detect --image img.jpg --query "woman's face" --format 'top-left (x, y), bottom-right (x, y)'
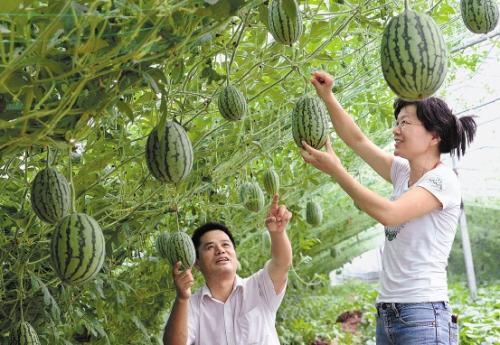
top-left (392, 104), bottom-right (438, 159)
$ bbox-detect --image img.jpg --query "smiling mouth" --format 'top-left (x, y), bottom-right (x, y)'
top-left (216, 257), bottom-right (229, 263)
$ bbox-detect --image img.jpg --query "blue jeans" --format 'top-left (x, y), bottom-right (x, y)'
top-left (376, 301), bottom-right (458, 345)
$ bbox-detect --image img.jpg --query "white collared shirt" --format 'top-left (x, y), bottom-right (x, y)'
top-left (186, 261), bottom-right (286, 345)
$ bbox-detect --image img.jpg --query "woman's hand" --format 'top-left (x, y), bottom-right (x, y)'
top-left (311, 70), bottom-right (334, 101)
top-left (300, 136), bottom-right (343, 176)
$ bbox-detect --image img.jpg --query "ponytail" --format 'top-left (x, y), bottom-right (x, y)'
top-left (453, 115), bottom-right (477, 158)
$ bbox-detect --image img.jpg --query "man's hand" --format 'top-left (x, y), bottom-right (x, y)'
top-left (265, 193), bottom-right (292, 233)
top-left (300, 137), bottom-right (343, 176)
top-left (172, 261), bottom-right (194, 300)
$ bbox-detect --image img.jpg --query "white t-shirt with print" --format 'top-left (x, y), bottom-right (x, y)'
top-left (377, 156), bottom-right (461, 303)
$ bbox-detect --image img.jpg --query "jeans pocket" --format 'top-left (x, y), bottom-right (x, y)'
top-left (449, 317), bottom-right (458, 345)
top-left (398, 305), bottom-right (436, 327)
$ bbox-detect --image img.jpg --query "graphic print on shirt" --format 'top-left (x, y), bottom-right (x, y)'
top-left (427, 176), bottom-right (444, 192)
top-left (384, 195), bottom-right (406, 241)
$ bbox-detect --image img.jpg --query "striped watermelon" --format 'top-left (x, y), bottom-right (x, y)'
top-left (380, 9), bottom-right (448, 100)
top-left (146, 121), bottom-right (193, 184)
top-left (165, 232), bottom-right (196, 268)
top-left (268, 0), bottom-right (303, 46)
top-left (10, 321), bottom-right (40, 345)
top-left (263, 168), bottom-right (280, 196)
top-left (292, 95), bottom-right (329, 149)
top-left (156, 232), bottom-right (170, 259)
top-left (239, 182), bottom-right (265, 212)
top-left (51, 213), bottom-right (105, 285)
top-left (30, 167), bottom-right (71, 224)
top-left (217, 84), bottom-right (247, 121)
top-left (461, 0), bottom-right (499, 34)
top-left (306, 200), bottom-right (322, 226)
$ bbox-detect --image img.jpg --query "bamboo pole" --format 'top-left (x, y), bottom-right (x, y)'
top-left (452, 155), bottom-right (477, 300)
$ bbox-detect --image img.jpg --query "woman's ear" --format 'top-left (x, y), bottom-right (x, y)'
top-left (431, 132), bottom-right (441, 146)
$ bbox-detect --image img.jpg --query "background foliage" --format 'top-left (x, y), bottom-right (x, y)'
top-left (1, 0), bottom-right (498, 343)
top-left (278, 280), bottom-right (500, 345)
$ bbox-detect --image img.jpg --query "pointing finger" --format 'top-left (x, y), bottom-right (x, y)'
top-left (272, 193), bottom-right (279, 206)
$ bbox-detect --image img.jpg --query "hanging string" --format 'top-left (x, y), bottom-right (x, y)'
top-left (68, 146), bottom-right (76, 213)
top-left (46, 147), bottom-right (51, 168)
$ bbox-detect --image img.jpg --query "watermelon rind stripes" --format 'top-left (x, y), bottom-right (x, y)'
top-left (239, 182), bottom-right (265, 212)
top-left (380, 9), bottom-right (448, 100)
top-left (10, 321), bottom-right (40, 345)
top-left (268, 0), bottom-right (303, 46)
top-left (263, 168), bottom-right (280, 196)
top-left (30, 167), bottom-right (71, 224)
top-left (145, 121), bottom-right (194, 184)
top-left (156, 232), bottom-right (170, 259)
top-left (165, 232), bottom-right (196, 268)
top-left (217, 84), bottom-right (247, 121)
top-left (292, 95), bottom-right (329, 149)
top-left (306, 200), bottom-right (322, 226)
top-left (461, 0), bottom-right (499, 34)
top-left (51, 213), bottom-right (105, 285)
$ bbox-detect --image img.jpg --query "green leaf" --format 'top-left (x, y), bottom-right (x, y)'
top-left (258, 4), bottom-right (270, 30)
top-left (202, 0), bottom-right (246, 18)
top-left (116, 100), bottom-right (135, 122)
top-left (30, 273), bottom-right (61, 320)
top-left (75, 37), bottom-right (109, 54)
top-left (0, 0), bottom-right (22, 12)
top-left (310, 21), bottom-right (330, 40)
top-left (131, 316), bottom-right (152, 341)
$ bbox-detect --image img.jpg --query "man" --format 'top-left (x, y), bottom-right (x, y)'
top-left (163, 193), bottom-right (292, 345)
top-left (336, 310), bottom-right (363, 334)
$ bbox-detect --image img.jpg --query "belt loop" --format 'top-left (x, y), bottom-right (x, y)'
top-left (391, 303), bottom-right (400, 317)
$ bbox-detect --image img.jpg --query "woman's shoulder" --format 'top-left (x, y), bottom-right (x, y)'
top-left (429, 163), bottom-right (459, 184)
top-left (418, 163), bottom-right (461, 203)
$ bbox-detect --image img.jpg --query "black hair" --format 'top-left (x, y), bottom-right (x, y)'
top-left (191, 222), bottom-right (236, 258)
top-left (393, 97), bottom-right (477, 158)
top-left (336, 310), bottom-right (363, 323)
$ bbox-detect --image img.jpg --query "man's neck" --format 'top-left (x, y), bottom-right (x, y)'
top-left (206, 274), bottom-right (236, 303)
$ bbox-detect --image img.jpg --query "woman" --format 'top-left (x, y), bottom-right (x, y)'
top-left (300, 71), bottom-right (476, 345)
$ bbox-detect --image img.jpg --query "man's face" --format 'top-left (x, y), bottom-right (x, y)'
top-left (196, 230), bottom-right (238, 278)
top-left (342, 315), bottom-right (361, 333)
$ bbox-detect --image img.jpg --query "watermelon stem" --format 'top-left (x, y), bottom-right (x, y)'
top-left (19, 267), bottom-right (25, 322)
top-left (175, 207), bottom-right (180, 232)
top-left (226, 13), bottom-right (249, 83)
top-left (404, 0), bottom-right (409, 11)
top-left (68, 147), bottom-right (76, 213)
